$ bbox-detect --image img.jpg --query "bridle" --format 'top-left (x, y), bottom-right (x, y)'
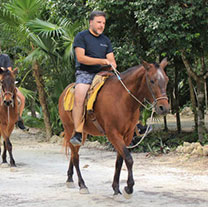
top-left (0, 79), bottom-right (15, 125)
top-left (0, 81), bottom-right (15, 107)
top-left (111, 64), bottom-right (169, 149)
top-left (111, 64), bottom-right (168, 110)
top-left (145, 71), bottom-right (168, 107)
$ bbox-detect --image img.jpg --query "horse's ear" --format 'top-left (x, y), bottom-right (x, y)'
top-left (0, 67), bottom-right (5, 74)
top-left (160, 58), bottom-right (168, 69)
top-left (13, 67), bottom-right (18, 75)
top-left (142, 60), bottom-right (151, 71)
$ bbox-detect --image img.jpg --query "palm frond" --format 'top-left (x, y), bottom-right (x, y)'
top-left (27, 19), bottom-right (65, 38)
top-left (5, 0), bottom-right (44, 22)
top-left (18, 86), bottom-right (36, 101)
top-left (0, 9), bottom-right (20, 28)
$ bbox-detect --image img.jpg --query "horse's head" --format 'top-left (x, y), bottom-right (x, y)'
top-left (142, 58), bottom-right (170, 115)
top-left (0, 67), bottom-right (18, 107)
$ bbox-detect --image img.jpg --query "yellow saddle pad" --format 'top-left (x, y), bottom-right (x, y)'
top-left (63, 74), bottom-right (109, 112)
top-left (64, 83), bottom-right (76, 111)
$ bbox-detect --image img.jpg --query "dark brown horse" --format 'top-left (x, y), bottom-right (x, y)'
top-left (58, 58), bottom-right (170, 198)
top-left (0, 68), bottom-right (18, 167)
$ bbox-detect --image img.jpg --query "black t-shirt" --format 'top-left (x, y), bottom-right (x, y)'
top-left (73, 30), bottom-right (113, 73)
top-left (0, 54), bottom-right (12, 68)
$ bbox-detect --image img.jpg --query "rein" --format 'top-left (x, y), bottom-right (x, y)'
top-left (127, 108), bottom-right (155, 149)
top-left (110, 64), bottom-right (168, 149)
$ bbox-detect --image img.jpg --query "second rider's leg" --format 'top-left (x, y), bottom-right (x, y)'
top-left (16, 88), bottom-right (28, 130)
top-left (16, 88), bottom-right (25, 117)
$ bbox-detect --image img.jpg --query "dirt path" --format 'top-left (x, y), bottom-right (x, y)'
top-left (1, 128), bottom-right (208, 207)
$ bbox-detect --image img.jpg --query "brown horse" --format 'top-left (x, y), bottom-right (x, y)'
top-left (0, 68), bottom-right (18, 167)
top-left (58, 58), bottom-right (170, 198)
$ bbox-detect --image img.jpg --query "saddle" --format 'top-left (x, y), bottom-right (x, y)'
top-left (64, 71), bottom-right (114, 134)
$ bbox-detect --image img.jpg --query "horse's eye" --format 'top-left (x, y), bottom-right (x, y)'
top-left (150, 80), bottom-right (154, 84)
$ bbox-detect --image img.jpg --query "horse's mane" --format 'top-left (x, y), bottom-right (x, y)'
top-left (119, 64), bottom-right (144, 80)
top-left (122, 64), bottom-right (142, 74)
top-left (122, 62), bottom-right (160, 75)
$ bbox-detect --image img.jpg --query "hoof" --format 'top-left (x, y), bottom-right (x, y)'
top-left (122, 188), bottom-right (133, 199)
top-left (66, 181), bottom-right (75, 188)
top-left (79, 187), bottom-right (89, 194)
top-left (10, 167), bottom-right (18, 172)
top-left (1, 163), bottom-right (9, 168)
top-left (113, 193), bottom-right (125, 202)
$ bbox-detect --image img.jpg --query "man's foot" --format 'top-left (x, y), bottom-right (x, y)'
top-left (70, 132), bottom-right (82, 146)
top-left (137, 124), bottom-right (152, 135)
top-left (16, 117), bottom-right (29, 131)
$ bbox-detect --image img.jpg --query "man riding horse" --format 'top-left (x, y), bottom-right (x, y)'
top-left (70, 11), bottom-right (117, 146)
top-left (0, 44), bottom-right (28, 131)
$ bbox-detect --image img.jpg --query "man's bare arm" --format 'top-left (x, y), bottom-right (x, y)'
top-left (75, 47), bottom-right (112, 66)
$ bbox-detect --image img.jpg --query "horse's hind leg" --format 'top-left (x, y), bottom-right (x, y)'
top-left (112, 153), bottom-right (123, 195)
top-left (64, 128), bottom-right (88, 193)
top-left (66, 157), bottom-right (75, 188)
top-left (64, 129), bottom-right (75, 188)
top-left (70, 144), bottom-right (89, 194)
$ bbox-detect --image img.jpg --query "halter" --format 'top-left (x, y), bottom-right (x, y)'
top-left (111, 64), bottom-right (168, 110)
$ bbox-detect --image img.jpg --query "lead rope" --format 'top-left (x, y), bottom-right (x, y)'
top-left (127, 108), bottom-right (155, 149)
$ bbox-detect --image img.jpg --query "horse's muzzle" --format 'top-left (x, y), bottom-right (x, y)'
top-left (155, 104), bottom-right (170, 115)
top-left (4, 99), bottom-right (13, 107)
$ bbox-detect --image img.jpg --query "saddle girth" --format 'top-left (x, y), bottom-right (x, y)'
top-left (88, 110), bottom-right (105, 135)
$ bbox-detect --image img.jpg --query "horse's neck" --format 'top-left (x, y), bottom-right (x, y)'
top-left (121, 67), bottom-right (147, 106)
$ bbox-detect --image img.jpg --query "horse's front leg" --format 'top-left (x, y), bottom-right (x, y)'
top-left (2, 141), bottom-right (7, 163)
top-left (110, 137), bottom-right (134, 199)
top-left (5, 138), bottom-right (16, 167)
top-left (70, 144), bottom-right (89, 194)
top-left (112, 153), bottom-right (123, 195)
top-left (123, 147), bottom-right (134, 198)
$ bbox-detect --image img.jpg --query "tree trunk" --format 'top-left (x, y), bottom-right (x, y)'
top-left (163, 116), bottom-right (168, 131)
top-left (30, 99), bottom-right (37, 118)
top-left (181, 52), bottom-right (206, 142)
top-left (196, 80), bottom-right (206, 142)
top-left (174, 58), bottom-right (181, 133)
top-left (187, 76), bottom-right (198, 132)
top-left (32, 61), bottom-right (52, 140)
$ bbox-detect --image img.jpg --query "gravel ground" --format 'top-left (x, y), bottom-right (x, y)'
top-left (0, 125), bottom-right (208, 207)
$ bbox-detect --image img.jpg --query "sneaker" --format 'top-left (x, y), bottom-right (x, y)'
top-left (70, 132), bottom-right (82, 146)
top-left (137, 124), bottom-right (152, 135)
top-left (16, 117), bottom-right (29, 131)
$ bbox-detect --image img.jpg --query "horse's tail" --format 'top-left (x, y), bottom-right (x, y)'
top-left (61, 131), bottom-right (70, 157)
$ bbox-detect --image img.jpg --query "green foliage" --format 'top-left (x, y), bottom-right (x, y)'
top-left (1, 0), bottom-right (207, 142)
top-left (131, 130), bottom-right (198, 154)
top-left (88, 135), bottom-right (107, 145)
top-left (22, 107), bottom-right (44, 128)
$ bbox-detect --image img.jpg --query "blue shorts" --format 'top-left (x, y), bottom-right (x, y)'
top-left (75, 70), bottom-right (96, 84)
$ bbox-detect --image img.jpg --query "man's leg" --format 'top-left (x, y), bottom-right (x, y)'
top-left (16, 88), bottom-right (28, 131)
top-left (70, 83), bottom-right (90, 146)
top-left (16, 88), bottom-right (25, 117)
